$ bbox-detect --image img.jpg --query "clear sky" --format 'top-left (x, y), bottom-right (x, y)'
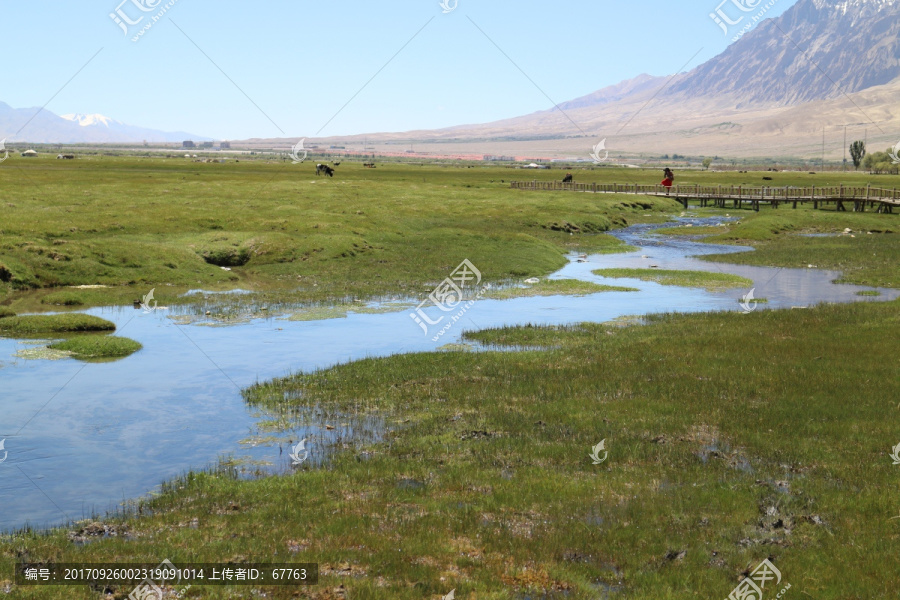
top-left (0, 0), bottom-right (799, 140)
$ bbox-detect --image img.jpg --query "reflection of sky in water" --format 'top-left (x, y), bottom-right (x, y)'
top-left (1, 217), bottom-right (897, 531)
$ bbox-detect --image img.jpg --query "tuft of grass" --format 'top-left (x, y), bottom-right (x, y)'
top-left (0, 313), bottom-right (115, 335)
top-left (0, 308), bottom-right (15, 318)
top-left (485, 278), bottom-right (637, 300)
top-left (48, 335), bottom-right (142, 359)
top-left (856, 290), bottom-right (881, 296)
top-left (593, 267), bottom-right (753, 291)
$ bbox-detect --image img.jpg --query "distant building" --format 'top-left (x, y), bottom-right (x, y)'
top-left (200, 141), bottom-right (214, 149)
top-left (219, 141), bottom-right (231, 149)
top-left (182, 141), bottom-right (195, 148)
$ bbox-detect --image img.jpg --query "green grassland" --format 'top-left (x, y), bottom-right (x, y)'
top-left (0, 156), bottom-right (686, 313)
top-left (1, 156), bottom-right (899, 598)
top-left (2, 156), bottom-right (898, 312)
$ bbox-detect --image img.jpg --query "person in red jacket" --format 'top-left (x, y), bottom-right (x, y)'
top-left (661, 167), bottom-right (674, 194)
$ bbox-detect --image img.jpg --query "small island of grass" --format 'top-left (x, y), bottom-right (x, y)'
top-left (485, 278), bottom-right (638, 300)
top-left (593, 268), bottom-right (753, 292)
top-left (0, 314), bottom-right (116, 335)
top-left (48, 336), bottom-right (142, 360)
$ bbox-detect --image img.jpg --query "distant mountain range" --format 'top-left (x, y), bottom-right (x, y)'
top-left (0, 104), bottom-right (208, 144)
top-left (4, 0), bottom-right (898, 158)
top-left (251, 0), bottom-right (900, 159)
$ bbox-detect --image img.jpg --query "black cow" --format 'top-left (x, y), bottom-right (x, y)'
top-left (562, 173), bottom-right (573, 183)
top-left (316, 163), bottom-right (335, 177)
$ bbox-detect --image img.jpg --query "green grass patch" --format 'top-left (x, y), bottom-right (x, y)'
top-left (485, 278), bottom-right (637, 299)
top-left (47, 335), bottom-right (142, 359)
top-left (40, 291), bottom-right (85, 306)
top-left (654, 225), bottom-right (729, 235)
top-left (593, 267), bottom-right (753, 291)
top-left (286, 305), bottom-right (350, 321)
top-left (0, 308), bottom-right (15, 318)
top-left (856, 290), bottom-right (881, 296)
top-left (0, 313), bottom-right (115, 335)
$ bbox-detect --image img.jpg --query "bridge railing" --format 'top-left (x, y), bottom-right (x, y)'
top-left (510, 181), bottom-right (900, 202)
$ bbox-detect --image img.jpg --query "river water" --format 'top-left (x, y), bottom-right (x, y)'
top-left (1, 217), bottom-right (896, 531)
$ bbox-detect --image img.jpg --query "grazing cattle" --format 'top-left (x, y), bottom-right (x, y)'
top-left (562, 173), bottom-right (573, 183)
top-left (363, 162), bottom-right (376, 168)
top-left (57, 154), bottom-right (75, 159)
top-left (333, 161), bottom-right (341, 166)
top-left (316, 163), bottom-right (335, 177)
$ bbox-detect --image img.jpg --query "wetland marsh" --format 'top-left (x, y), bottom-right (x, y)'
top-left (1, 158), bottom-right (898, 598)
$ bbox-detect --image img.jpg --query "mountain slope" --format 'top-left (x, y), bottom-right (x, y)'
top-left (665, 0), bottom-right (900, 105)
top-left (285, 0), bottom-right (899, 158)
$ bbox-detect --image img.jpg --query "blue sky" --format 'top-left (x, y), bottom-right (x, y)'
top-left (0, 0), bottom-right (798, 140)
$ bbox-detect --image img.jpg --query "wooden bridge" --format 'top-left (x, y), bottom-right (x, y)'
top-left (510, 181), bottom-right (899, 213)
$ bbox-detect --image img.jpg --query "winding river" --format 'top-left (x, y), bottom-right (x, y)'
top-left (1, 217), bottom-right (896, 531)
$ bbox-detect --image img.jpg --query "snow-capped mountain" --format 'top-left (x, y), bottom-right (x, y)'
top-left (60, 113), bottom-right (122, 128)
top-left (0, 104), bottom-right (209, 144)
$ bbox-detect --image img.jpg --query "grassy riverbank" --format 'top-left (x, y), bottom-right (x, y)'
top-left (699, 212), bottom-right (900, 287)
top-left (2, 299), bottom-right (898, 598)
